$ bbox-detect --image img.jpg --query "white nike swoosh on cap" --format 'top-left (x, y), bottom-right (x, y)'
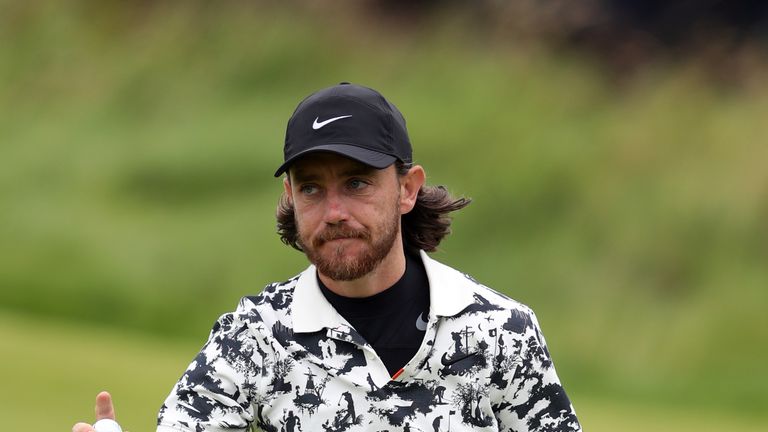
top-left (312, 115), bottom-right (352, 130)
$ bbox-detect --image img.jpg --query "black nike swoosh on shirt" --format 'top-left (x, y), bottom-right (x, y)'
top-left (440, 352), bottom-right (479, 366)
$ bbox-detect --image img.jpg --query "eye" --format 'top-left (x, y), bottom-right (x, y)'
top-left (299, 184), bottom-right (319, 195)
top-left (347, 178), bottom-right (369, 191)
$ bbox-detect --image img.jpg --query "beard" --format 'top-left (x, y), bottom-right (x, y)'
top-left (298, 204), bottom-right (400, 281)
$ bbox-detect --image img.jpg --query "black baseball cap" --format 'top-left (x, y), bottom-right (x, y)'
top-left (274, 82), bottom-right (412, 177)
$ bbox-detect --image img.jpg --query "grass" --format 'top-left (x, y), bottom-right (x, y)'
top-left (0, 311), bottom-right (195, 431)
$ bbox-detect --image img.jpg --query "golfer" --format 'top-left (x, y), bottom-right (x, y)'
top-left (73, 83), bottom-right (581, 431)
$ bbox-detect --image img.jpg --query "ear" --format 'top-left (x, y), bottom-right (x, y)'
top-left (283, 176), bottom-right (293, 201)
top-left (399, 165), bottom-right (426, 214)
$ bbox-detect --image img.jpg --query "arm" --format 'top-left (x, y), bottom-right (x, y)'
top-left (158, 305), bottom-right (264, 432)
top-left (490, 309), bottom-right (581, 432)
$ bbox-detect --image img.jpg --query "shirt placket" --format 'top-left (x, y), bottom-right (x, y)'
top-left (325, 325), bottom-right (391, 387)
top-left (388, 312), bottom-right (440, 383)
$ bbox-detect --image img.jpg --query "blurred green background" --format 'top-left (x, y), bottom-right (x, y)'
top-left (1, 1), bottom-right (766, 430)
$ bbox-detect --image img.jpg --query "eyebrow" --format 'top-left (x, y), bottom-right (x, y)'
top-left (289, 169), bottom-right (316, 184)
top-left (340, 165), bottom-right (377, 177)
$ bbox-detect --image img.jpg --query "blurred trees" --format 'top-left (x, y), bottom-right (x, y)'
top-left (1, 0), bottom-right (766, 421)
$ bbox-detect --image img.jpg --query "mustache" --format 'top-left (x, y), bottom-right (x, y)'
top-left (313, 226), bottom-right (370, 246)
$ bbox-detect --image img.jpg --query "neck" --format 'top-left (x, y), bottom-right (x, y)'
top-left (318, 238), bottom-right (406, 298)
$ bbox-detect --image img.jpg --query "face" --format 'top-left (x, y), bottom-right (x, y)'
top-left (285, 153), bottom-right (405, 281)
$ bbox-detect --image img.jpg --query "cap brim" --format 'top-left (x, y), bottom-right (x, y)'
top-left (274, 144), bottom-right (397, 177)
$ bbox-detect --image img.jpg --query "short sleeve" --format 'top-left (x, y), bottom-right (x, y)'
top-left (490, 308), bottom-right (581, 432)
top-left (157, 303), bottom-right (264, 432)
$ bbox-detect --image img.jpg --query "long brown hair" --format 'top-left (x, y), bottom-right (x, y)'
top-left (276, 162), bottom-right (471, 254)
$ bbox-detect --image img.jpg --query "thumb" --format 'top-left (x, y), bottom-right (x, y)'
top-left (95, 391), bottom-right (116, 420)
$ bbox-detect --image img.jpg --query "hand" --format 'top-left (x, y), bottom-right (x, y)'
top-left (72, 391), bottom-right (117, 432)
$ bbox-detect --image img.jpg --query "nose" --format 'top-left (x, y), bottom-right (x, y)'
top-left (322, 190), bottom-right (349, 225)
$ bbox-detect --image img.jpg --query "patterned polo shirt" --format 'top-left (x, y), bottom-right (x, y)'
top-left (157, 251), bottom-right (581, 432)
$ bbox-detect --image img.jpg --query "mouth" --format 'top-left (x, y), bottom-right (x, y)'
top-left (315, 230), bottom-right (368, 248)
top-left (322, 236), bottom-right (359, 245)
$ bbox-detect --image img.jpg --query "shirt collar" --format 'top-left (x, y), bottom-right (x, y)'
top-left (292, 250), bottom-right (476, 333)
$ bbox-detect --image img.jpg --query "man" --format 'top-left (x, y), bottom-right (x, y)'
top-left (73, 83), bottom-right (581, 431)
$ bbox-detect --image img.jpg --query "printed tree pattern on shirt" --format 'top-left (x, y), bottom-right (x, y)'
top-left (158, 264), bottom-right (581, 432)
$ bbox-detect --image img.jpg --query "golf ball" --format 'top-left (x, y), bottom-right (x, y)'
top-left (93, 419), bottom-right (123, 432)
